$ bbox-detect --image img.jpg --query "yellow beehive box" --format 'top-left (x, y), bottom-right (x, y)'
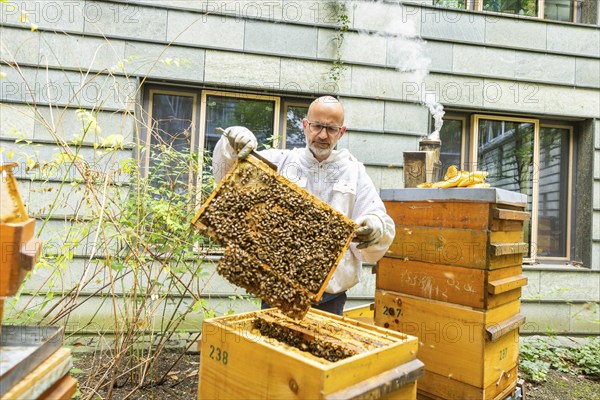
top-left (415, 369), bottom-right (518, 400)
top-left (376, 258), bottom-right (527, 309)
top-left (375, 290), bottom-right (523, 400)
top-left (199, 308), bottom-right (423, 400)
top-left (382, 188), bottom-right (530, 270)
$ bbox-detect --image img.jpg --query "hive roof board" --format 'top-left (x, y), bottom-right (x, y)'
top-left (192, 155), bottom-right (356, 319)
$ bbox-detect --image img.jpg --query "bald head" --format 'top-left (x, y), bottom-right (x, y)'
top-left (303, 96), bottom-right (347, 162)
top-left (307, 96), bottom-right (345, 125)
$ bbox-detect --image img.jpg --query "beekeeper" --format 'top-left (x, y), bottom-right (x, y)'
top-left (212, 95), bottom-right (395, 315)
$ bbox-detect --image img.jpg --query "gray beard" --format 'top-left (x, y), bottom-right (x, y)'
top-left (308, 143), bottom-right (332, 160)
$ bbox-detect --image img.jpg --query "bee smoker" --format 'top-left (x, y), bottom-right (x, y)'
top-left (403, 133), bottom-right (442, 188)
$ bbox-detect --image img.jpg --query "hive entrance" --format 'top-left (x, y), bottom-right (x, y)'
top-left (193, 156), bottom-right (356, 319)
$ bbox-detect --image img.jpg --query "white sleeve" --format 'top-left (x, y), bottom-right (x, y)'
top-left (351, 164), bottom-right (395, 263)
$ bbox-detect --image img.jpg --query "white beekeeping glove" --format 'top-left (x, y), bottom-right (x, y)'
top-left (224, 126), bottom-right (257, 159)
top-left (353, 214), bottom-right (384, 249)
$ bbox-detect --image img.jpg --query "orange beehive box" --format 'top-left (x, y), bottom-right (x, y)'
top-left (199, 308), bottom-right (423, 400)
top-left (376, 258), bottom-right (527, 309)
top-left (381, 188), bottom-right (530, 270)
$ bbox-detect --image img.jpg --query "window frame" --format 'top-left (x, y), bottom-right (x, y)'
top-left (469, 114), bottom-right (576, 262)
top-left (281, 101), bottom-right (310, 149)
top-left (440, 0), bottom-right (586, 23)
top-left (439, 115), bottom-right (468, 170)
top-left (471, 114), bottom-right (540, 263)
top-left (198, 89), bottom-right (282, 177)
top-left (144, 88), bottom-right (200, 188)
top-left (199, 90), bottom-right (282, 151)
top-left (537, 123), bottom-right (574, 261)
top-left (144, 87), bottom-right (312, 182)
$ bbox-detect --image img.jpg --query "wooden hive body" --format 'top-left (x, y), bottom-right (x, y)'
top-left (383, 189), bottom-right (530, 270)
top-left (376, 188), bottom-right (527, 400)
top-left (376, 258), bottom-right (526, 310)
top-left (375, 290), bottom-right (520, 398)
top-left (192, 155), bottom-right (356, 318)
top-left (199, 308), bottom-right (423, 400)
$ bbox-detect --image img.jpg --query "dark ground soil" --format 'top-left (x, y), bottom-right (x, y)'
top-left (73, 351), bottom-right (600, 400)
top-left (523, 370), bottom-right (600, 400)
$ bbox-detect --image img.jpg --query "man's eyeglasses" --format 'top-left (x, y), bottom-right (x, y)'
top-left (306, 121), bottom-right (343, 136)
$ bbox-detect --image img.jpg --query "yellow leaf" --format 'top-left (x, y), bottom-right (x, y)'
top-left (30, 23), bottom-right (38, 32)
top-left (20, 13), bottom-right (29, 23)
top-left (7, 151), bottom-right (14, 159)
top-left (0, 72), bottom-right (6, 79)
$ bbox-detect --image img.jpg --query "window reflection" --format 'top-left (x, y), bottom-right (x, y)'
top-left (204, 95), bottom-right (276, 155)
top-left (483, 0), bottom-right (538, 16)
top-left (439, 119), bottom-right (463, 172)
top-left (285, 105), bottom-right (308, 149)
top-left (538, 127), bottom-right (570, 258)
top-left (544, 0), bottom-right (573, 21)
top-left (434, 0), bottom-right (467, 9)
top-left (149, 93), bottom-right (194, 194)
top-left (478, 119), bottom-right (535, 257)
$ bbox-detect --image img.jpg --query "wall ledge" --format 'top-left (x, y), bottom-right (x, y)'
top-left (524, 264), bottom-right (600, 272)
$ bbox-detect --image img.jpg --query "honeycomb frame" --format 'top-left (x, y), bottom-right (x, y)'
top-left (192, 155), bottom-right (356, 319)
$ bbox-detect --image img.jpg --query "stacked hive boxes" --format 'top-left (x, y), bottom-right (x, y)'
top-left (374, 188), bottom-right (529, 400)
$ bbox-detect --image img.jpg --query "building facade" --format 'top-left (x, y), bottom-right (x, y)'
top-left (1, 0), bottom-right (598, 338)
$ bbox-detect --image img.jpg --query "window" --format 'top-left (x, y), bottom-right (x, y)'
top-left (537, 126), bottom-right (572, 259)
top-left (544, 0), bottom-right (574, 21)
top-left (145, 89), bottom-right (198, 194)
top-left (283, 103), bottom-right (309, 149)
top-left (434, 0), bottom-right (597, 24)
top-left (474, 116), bottom-right (538, 258)
top-left (483, 0), bottom-right (538, 16)
top-left (201, 91), bottom-right (280, 157)
top-left (438, 117), bottom-right (466, 171)
top-left (438, 113), bottom-right (574, 262)
top-left (144, 86), bottom-right (311, 193)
